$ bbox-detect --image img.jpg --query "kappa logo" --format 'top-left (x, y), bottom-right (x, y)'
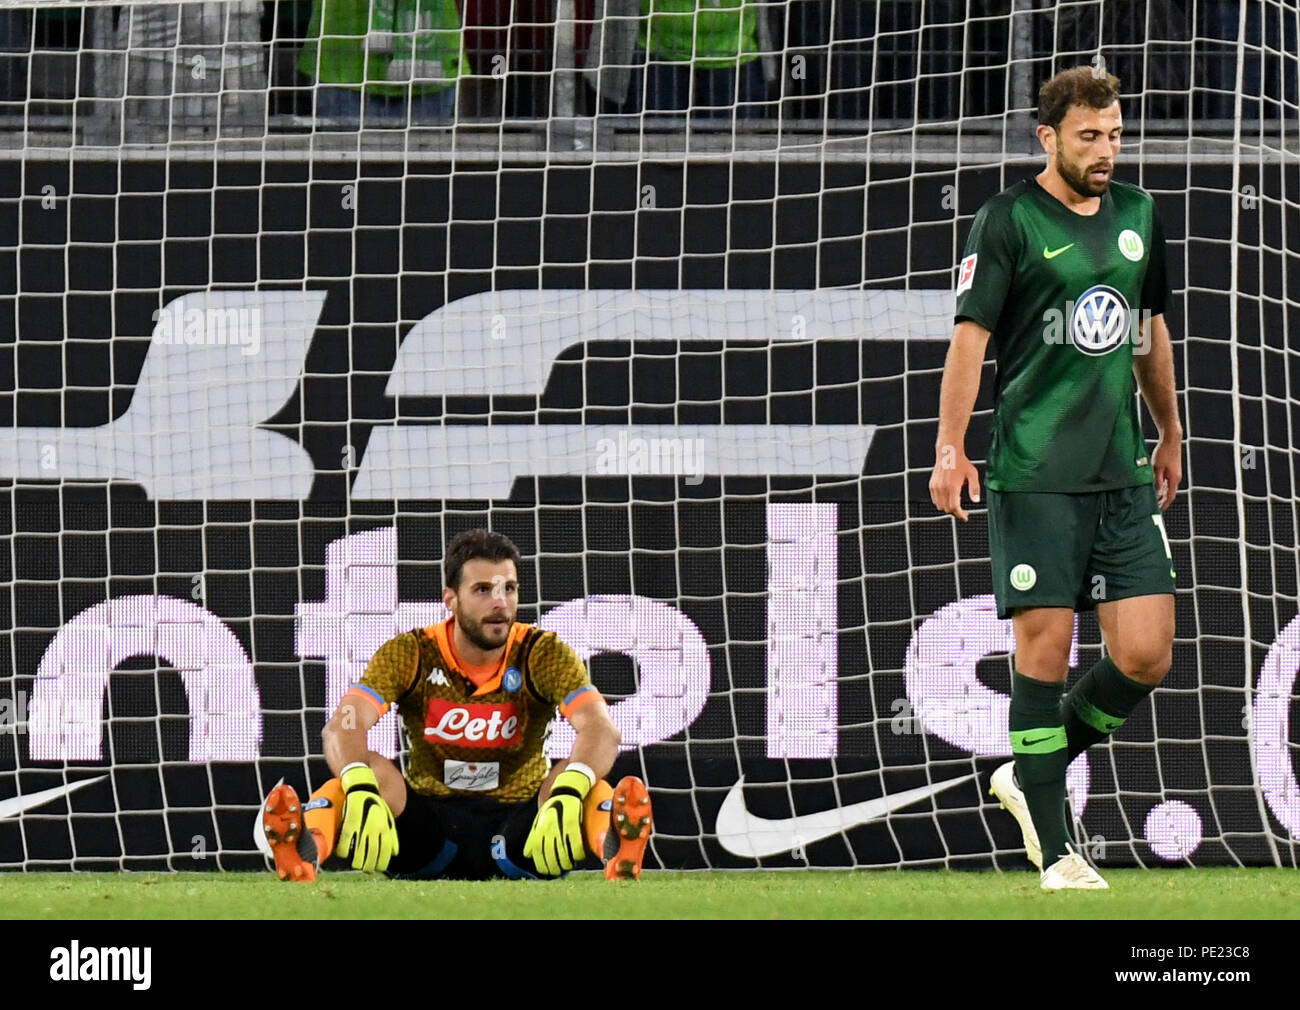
top-left (427, 669), bottom-right (450, 687)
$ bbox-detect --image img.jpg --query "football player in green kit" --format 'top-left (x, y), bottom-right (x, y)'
top-left (930, 66), bottom-right (1182, 889)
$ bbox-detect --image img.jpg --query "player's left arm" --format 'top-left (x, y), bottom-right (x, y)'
top-left (545, 697), bottom-right (620, 801)
top-left (526, 632), bottom-right (621, 798)
top-left (522, 634), bottom-right (622, 875)
top-left (1133, 312), bottom-right (1183, 511)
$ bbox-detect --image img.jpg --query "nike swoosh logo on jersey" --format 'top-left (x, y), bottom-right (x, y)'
top-left (0, 776), bottom-right (107, 820)
top-left (1043, 243), bottom-right (1075, 259)
top-left (715, 774), bottom-right (974, 858)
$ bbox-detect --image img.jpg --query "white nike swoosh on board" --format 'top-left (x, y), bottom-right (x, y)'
top-left (715, 774), bottom-right (975, 858)
top-left (0, 776), bottom-right (107, 820)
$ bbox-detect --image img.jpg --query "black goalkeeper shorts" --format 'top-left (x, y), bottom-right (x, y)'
top-left (384, 786), bottom-right (540, 881)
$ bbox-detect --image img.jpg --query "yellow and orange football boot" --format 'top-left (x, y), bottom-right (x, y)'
top-left (604, 775), bottom-right (653, 881)
top-left (257, 780), bottom-right (319, 883)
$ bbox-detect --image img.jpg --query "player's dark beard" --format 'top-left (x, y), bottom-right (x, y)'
top-left (1057, 147), bottom-right (1111, 198)
top-left (457, 609), bottom-right (513, 651)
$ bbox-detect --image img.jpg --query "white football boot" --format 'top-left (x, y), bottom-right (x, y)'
top-left (1040, 844), bottom-right (1109, 890)
top-left (989, 761), bottom-right (1042, 870)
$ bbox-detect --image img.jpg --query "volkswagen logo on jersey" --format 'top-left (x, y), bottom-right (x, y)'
top-left (503, 666), bottom-right (523, 693)
top-left (1069, 284), bottom-right (1131, 356)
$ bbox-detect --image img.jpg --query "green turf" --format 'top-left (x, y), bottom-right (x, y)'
top-left (1, 868), bottom-right (1297, 919)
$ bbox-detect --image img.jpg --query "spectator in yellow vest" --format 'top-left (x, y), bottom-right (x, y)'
top-left (299, 0), bottom-right (463, 127)
top-left (598, 0), bottom-right (768, 118)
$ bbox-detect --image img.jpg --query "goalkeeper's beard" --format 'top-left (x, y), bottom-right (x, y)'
top-left (457, 610), bottom-right (513, 651)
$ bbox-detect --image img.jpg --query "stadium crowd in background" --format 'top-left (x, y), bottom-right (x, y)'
top-left (0, 2), bottom-right (1284, 126)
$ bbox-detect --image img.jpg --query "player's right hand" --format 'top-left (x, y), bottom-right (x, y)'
top-left (930, 446), bottom-right (981, 521)
top-left (337, 763), bottom-right (399, 873)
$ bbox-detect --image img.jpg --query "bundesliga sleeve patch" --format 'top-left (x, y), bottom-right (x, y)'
top-left (956, 253), bottom-right (978, 294)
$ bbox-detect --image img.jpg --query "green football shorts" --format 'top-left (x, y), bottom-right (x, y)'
top-left (987, 483), bottom-right (1176, 619)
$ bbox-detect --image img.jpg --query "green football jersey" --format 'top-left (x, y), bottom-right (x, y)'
top-left (954, 178), bottom-right (1170, 492)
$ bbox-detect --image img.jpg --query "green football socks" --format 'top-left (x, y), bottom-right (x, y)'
top-left (1009, 672), bottom-right (1073, 868)
top-left (1062, 655), bottom-right (1155, 761)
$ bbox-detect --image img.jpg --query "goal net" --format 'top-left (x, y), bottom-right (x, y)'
top-left (0, 0), bottom-right (1297, 872)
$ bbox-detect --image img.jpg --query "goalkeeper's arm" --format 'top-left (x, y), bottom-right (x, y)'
top-left (544, 698), bottom-right (620, 801)
top-left (524, 698), bottom-right (621, 876)
top-left (321, 684), bottom-right (404, 872)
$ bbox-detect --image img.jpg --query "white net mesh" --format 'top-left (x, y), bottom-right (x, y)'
top-left (0, 0), bottom-right (1297, 871)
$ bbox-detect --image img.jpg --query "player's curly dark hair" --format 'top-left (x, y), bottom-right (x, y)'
top-left (1038, 65), bottom-right (1122, 130)
top-left (444, 529), bottom-right (521, 588)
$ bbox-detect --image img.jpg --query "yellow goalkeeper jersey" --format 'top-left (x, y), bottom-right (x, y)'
top-left (344, 617), bottom-right (599, 802)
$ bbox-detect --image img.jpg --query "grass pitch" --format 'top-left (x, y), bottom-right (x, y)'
top-left (1, 868), bottom-right (1297, 919)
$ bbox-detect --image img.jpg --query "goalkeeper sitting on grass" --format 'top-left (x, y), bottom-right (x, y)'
top-left (257, 529), bottom-right (652, 882)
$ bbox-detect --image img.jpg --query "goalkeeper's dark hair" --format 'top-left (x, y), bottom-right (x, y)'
top-left (444, 529), bottom-right (521, 589)
top-left (1038, 65), bottom-right (1122, 130)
